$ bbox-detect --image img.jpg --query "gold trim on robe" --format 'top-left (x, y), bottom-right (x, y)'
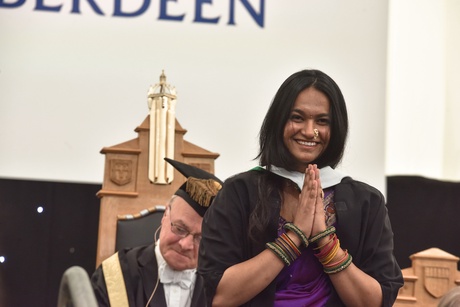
top-left (102, 252), bottom-right (129, 307)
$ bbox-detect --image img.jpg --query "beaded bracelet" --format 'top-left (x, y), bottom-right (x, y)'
top-left (283, 223), bottom-right (309, 247)
top-left (309, 226), bottom-right (336, 243)
top-left (323, 254), bottom-right (353, 274)
top-left (266, 242), bottom-right (291, 266)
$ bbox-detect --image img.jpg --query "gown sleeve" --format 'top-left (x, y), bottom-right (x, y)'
top-left (198, 173), bottom-right (257, 306)
top-left (333, 179), bottom-right (404, 307)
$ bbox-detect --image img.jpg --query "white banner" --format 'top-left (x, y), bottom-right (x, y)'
top-left (0, 0), bottom-right (388, 192)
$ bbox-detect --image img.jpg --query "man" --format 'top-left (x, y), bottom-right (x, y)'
top-left (91, 158), bottom-right (222, 307)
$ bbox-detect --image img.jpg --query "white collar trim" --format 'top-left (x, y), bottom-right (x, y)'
top-left (266, 165), bottom-right (347, 190)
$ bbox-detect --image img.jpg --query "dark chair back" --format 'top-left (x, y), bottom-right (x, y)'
top-left (115, 205), bottom-right (166, 251)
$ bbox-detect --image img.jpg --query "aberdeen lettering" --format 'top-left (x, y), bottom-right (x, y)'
top-left (0, 0), bottom-right (265, 28)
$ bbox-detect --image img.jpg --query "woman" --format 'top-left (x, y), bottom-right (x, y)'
top-left (198, 69), bottom-right (403, 306)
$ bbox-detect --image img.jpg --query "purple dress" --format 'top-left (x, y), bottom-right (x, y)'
top-left (274, 189), bottom-right (336, 307)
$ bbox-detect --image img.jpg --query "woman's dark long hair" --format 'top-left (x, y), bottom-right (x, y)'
top-left (249, 69), bottom-right (349, 241)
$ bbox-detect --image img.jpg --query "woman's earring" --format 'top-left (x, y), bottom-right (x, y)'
top-left (313, 129), bottom-right (319, 140)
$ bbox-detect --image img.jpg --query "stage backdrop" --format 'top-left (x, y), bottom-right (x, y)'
top-left (0, 0), bottom-right (389, 192)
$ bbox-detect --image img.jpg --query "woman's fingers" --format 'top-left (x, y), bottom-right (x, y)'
top-left (315, 166), bottom-right (323, 212)
top-left (300, 166), bottom-right (317, 203)
top-left (294, 165), bottom-right (319, 236)
top-left (311, 165), bottom-right (327, 234)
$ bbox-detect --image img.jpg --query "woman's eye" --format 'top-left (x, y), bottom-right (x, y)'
top-left (290, 114), bottom-right (303, 122)
top-left (317, 118), bottom-right (330, 125)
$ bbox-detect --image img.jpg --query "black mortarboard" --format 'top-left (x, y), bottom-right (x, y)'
top-left (165, 158), bottom-right (222, 217)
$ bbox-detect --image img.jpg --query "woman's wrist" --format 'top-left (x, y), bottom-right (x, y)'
top-left (266, 232), bottom-right (302, 266)
top-left (312, 230), bottom-right (353, 274)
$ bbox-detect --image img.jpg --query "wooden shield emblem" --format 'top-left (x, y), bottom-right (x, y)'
top-left (424, 266), bottom-right (450, 298)
top-left (110, 159), bottom-right (132, 186)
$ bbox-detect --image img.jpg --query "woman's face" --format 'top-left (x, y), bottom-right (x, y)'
top-left (283, 87), bottom-right (331, 172)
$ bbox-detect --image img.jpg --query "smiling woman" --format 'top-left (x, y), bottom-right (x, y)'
top-left (198, 69), bottom-right (403, 307)
top-left (282, 87), bottom-right (331, 172)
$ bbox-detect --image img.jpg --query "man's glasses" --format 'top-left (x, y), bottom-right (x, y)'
top-left (168, 206), bottom-right (202, 245)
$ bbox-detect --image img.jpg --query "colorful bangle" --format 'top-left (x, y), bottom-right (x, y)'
top-left (276, 237), bottom-right (297, 261)
top-left (313, 234), bottom-right (335, 251)
top-left (266, 242), bottom-right (291, 266)
top-left (324, 249), bottom-right (349, 268)
top-left (323, 254), bottom-right (353, 274)
top-left (314, 234), bottom-right (338, 259)
top-left (283, 223), bottom-right (309, 247)
top-left (309, 226), bottom-right (336, 243)
top-left (279, 233), bottom-right (301, 257)
top-left (319, 239), bottom-right (340, 265)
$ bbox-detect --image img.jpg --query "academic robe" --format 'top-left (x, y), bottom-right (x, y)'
top-left (198, 169), bottom-right (403, 307)
top-left (91, 244), bottom-right (206, 307)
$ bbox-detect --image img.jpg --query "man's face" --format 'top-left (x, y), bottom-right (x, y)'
top-left (159, 196), bottom-right (202, 271)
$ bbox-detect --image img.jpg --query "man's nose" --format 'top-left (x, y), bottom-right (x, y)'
top-left (179, 233), bottom-right (195, 249)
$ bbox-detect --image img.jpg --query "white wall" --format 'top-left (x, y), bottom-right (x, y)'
top-left (0, 1), bottom-right (389, 192)
top-left (444, 0), bottom-right (460, 180)
top-left (386, 0), bottom-right (460, 181)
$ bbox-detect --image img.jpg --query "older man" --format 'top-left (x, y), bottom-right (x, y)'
top-left (91, 158), bottom-right (222, 307)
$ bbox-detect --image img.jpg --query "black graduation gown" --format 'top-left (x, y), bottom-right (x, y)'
top-left (198, 170), bottom-right (403, 307)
